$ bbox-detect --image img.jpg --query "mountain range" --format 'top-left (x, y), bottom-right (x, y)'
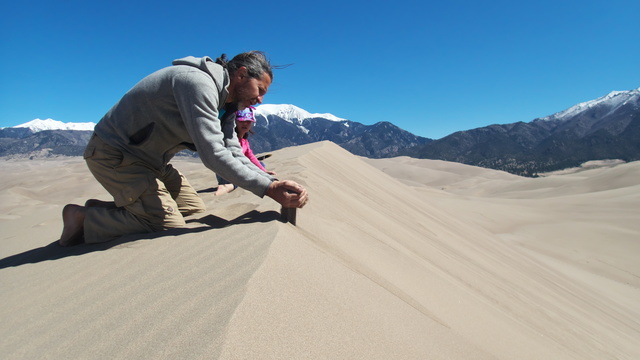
top-left (402, 88), bottom-right (640, 176)
top-left (0, 106), bottom-right (430, 160)
top-left (250, 104), bottom-right (430, 157)
top-left (1, 87), bottom-right (638, 176)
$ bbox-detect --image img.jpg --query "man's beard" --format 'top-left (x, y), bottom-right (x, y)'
top-left (232, 86), bottom-right (256, 108)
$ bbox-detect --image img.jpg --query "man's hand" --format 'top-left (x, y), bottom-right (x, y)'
top-left (266, 180), bottom-right (309, 208)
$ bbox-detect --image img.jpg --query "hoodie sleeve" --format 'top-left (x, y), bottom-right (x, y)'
top-left (171, 68), bottom-right (274, 197)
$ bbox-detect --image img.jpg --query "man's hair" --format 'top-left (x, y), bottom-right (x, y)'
top-left (216, 51), bottom-right (273, 80)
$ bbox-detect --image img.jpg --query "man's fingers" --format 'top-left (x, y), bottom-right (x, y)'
top-left (281, 188), bottom-right (308, 208)
top-left (267, 180), bottom-right (309, 208)
top-left (281, 181), bottom-right (303, 194)
top-left (290, 189), bottom-right (309, 208)
top-left (297, 189), bottom-right (309, 208)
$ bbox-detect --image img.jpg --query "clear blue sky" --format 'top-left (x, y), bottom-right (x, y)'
top-left (1, 0), bottom-right (638, 139)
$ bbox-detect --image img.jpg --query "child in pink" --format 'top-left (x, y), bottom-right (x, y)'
top-left (215, 106), bottom-right (275, 195)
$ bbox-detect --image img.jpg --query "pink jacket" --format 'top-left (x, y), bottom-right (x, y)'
top-left (240, 138), bottom-right (267, 172)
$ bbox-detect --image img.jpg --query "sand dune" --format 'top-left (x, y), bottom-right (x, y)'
top-left (1, 141), bottom-right (638, 359)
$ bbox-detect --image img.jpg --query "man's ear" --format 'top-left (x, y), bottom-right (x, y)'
top-left (236, 66), bottom-right (248, 79)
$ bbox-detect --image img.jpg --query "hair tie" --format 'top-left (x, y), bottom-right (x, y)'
top-left (215, 54), bottom-right (229, 68)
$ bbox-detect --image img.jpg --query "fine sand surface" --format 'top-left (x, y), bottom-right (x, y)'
top-left (1, 141), bottom-right (639, 359)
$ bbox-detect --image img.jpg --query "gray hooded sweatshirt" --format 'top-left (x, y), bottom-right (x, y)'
top-left (93, 56), bottom-right (274, 197)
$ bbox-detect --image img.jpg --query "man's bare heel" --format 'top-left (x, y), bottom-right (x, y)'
top-left (59, 204), bottom-right (86, 246)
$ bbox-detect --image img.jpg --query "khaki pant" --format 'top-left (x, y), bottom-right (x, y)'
top-left (83, 134), bottom-right (205, 243)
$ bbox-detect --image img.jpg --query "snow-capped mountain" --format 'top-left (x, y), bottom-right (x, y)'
top-left (250, 104), bottom-right (428, 157)
top-left (255, 104), bottom-right (346, 124)
top-left (12, 118), bottom-right (96, 132)
top-left (3, 88), bottom-right (638, 175)
top-left (404, 87), bottom-right (640, 176)
top-left (253, 104), bottom-right (351, 137)
top-left (539, 88), bottom-right (640, 122)
top-left (0, 105), bottom-right (429, 159)
top-left (0, 118), bottom-right (96, 158)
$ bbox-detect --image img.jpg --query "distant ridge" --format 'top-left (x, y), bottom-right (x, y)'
top-left (12, 118), bottom-right (96, 132)
top-left (2, 88), bottom-right (639, 176)
top-left (402, 88), bottom-right (640, 176)
top-left (255, 104), bottom-right (346, 123)
top-left (0, 107), bottom-right (430, 159)
top-left (251, 104), bottom-right (430, 158)
top-left (538, 88), bottom-right (640, 122)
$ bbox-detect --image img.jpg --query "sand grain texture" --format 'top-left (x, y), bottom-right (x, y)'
top-left (1, 141), bottom-right (639, 359)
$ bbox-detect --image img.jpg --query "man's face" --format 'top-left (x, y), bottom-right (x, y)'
top-left (228, 67), bottom-right (272, 109)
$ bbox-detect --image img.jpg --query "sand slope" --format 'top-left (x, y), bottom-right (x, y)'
top-left (1, 141), bottom-right (638, 359)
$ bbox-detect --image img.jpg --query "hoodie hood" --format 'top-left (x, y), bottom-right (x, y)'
top-left (172, 56), bottom-right (229, 96)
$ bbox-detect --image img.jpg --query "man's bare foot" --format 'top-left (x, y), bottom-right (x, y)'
top-left (214, 183), bottom-right (236, 196)
top-left (59, 204), bottom-right (86, 246)
top-left (84, 199), bottom-right (117, 208)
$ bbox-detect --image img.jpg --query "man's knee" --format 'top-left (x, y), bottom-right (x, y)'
top-left (178, 195), bottom-right (206, 216)
top-left (131, 199), bottom-right (186, 230)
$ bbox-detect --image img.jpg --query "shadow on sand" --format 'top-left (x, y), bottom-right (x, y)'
top-left (0, 210), bottom-right (282, 269)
